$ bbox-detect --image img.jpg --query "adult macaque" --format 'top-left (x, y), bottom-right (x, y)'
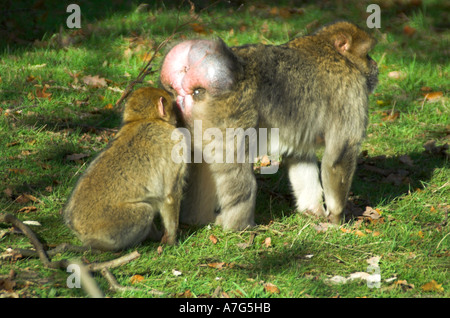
top-left (161, 21), bottom-right (378, 228)
top-left (63, 87), bottom-right (186, 251)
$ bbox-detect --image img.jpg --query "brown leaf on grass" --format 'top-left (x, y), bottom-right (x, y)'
top-left (207, 262), bottom-right (226, 270)
top-left (403, 25), bottom-right (416, 36)
top-left (421, 280), bottom-right (444, 292)
top-left (423, 91), bottom-right (443, 101)
top-left (0, 271), bottom-right (16, 292)
top-left (388, 71), bottom-right (406, 79)
top-left (190, 23), bottom-right (209, 35)
top-left (17, 206), bottom-right (37, 213)
top-left (130, 274), bottom-right (145, 284)
top-left (394, 280), bottom-right (415, 290)
top-left (26, 75), bottom-right (36, 82)
top-left (36, 86), bottom-right (52, 100)
top-left (263, 237), bottom-right (272, 248)
top-left (263, 282), bottom-right (280, 294)
top-left (260, 155), bottom-right (271, 167)
top-left (157, 245), bottom-right (163, 255)
top-left (362, 206), bottom-right (382, 220)
top-left (177, 290), bottom-right (192, 298)
top-left (381, 110), bottom-right (400, 122)
top-left (15, 194), bottom-right (40, 204)
top-left (8, 168), bottom-right (27, 175)
top-left (82, 75), bottom-right (107, 88)
top-left (4, 188), bottom-right (13, 198)
top-left (314, 222), bottom-right (333, 233)
top-left (209, 234), bottom-right (218, 244)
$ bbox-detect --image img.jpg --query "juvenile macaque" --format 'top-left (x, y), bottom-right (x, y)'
top-left (161, 21), bottom-right (378, 228)
top-left (63, 87), bottom-right (186, 251)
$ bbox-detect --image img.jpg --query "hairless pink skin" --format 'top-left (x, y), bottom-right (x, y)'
top-left (160, 39), bottom-right (236, 118)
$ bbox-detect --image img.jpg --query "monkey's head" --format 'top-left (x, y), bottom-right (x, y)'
top-left (315, 21), bottom-right (379, 92)
top-left (160, 38), bottom-right (242, 122)
top-left (123, 87), bottom-right (176, 125)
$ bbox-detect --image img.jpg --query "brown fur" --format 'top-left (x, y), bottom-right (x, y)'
top-left (63, 87), bottom-right (187, 250)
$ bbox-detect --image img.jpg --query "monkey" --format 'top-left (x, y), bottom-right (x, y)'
top-left (63, 87), bottom-right (187, 251)
top-left (160, 21), bottom-right (378, 229)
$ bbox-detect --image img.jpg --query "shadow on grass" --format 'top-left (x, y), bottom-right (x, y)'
top-left (254, 149), bottom-right (448, 225)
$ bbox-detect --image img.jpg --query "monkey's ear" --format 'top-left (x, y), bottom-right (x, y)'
top-left (334, 33), bottom-right (352, 54)
top-left (158, 96), bottom-right (167, 118)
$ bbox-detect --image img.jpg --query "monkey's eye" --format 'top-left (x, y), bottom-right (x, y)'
top-left (192, 88), bottom-right (205, 100)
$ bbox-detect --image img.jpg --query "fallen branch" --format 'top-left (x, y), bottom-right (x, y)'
top-left (0, 213), bottom-right (51, 268)
top-left (0, 213), bottom-right (142, 297)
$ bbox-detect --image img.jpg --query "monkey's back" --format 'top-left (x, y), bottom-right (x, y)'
top-left (232, 40), bottom-right (368, 155)
top-left (63, 119), bottom-right (185, 235)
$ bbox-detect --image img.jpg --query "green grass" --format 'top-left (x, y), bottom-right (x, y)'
top-left (0, 1), bottom-right (448, 298)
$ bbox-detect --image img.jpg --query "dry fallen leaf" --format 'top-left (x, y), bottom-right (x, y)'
top-left (263, 237), bottom-right (272, 248)
top-left (82, 75), bottom-right (107, 88)
top-left (208, 262), bottom-right (226, 270)
top-left (15, 194), bottom-right (40, 204)
top-left (382, 110), bottom-right (400, 121)
top-left (17, 206), bottom-right (37, 213)
top-left (388, 71), bottom-right (406, 79)
top-left (421, 280), bottom-right (444, 292)
top-left (394, 280), bottom-right (415, 290)
top-left (190, 23), bottom-right (208, 35)
top-left (130, 274), bottom-right (145, 284)
top-left (403, 25), bottom-right (416, 36)
top-left (209, 234), bottom-right (218, 244)
top-left (260, 155), bottom-right (271, 167)
top-left (314, 222), bottom-right (336, 233)
top-left (264, 282), bottom-right (280, 294)
top-left (363, 206), bottom-right (382, 220)
top-left (423, 91), bottom-right (443, 101)
top-left (36, 86), bottom-right (52, 100)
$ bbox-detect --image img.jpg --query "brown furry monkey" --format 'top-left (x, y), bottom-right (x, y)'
top-left (63, 87), bottom-right (187, 251)
top-left (161, 21), bottom-right (378, 228)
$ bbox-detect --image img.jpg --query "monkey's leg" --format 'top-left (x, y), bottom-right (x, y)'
top-left (160, 194), bottom-right (180, 245)
top-left (180, 162), bottom-right (218, 225)
top-left (285, 156), bottom-right (326, 218)
top-left (214, 162), bottom-right (257, 231)
top-left (81, 204), bottom-right (156, 251)
top-left (321, 142), bottom-right (358, 224)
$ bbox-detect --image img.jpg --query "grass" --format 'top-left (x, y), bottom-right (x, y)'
top-left (0, 0), bottom-right (448, 299)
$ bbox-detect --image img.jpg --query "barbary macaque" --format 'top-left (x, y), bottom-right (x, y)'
top-left (63, 87), bottom-right (187, 251)
top-left (161, 21), bottom-right (378, 229)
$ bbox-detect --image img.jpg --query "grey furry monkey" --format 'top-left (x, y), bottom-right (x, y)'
top-left (63, 87), bottom-right (186, 251)
top-left (160, 21), bottom-right (378, 229)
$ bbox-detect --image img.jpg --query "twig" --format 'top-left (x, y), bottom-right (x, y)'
top-left (100, 268), bottom-right (131, 293)
top-left (10, 242), bottom-right (102, 258)
top-left (0, 213), bottom-right (142, 296)
top-left (0, 213), bottom-right (51, 267)
top-left (87, 251), bottom-right (141, 271)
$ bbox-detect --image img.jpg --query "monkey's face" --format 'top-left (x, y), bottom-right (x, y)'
top-left (365, 55), bottom-right (379, 93)
top-left (160, 39), bottom-right (238, 122)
